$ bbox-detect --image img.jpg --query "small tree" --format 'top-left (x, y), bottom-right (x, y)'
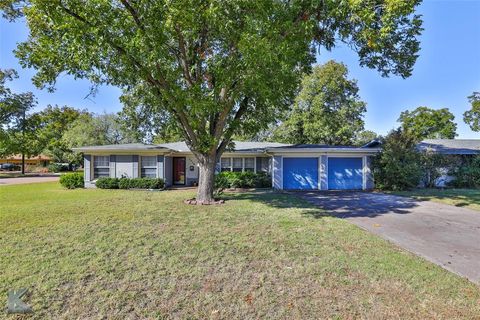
top-left (373, 129), bottom-right (422, 191)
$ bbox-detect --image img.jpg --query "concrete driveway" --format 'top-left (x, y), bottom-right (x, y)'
top-left (295, 191), bottom-right (480, 284)
top-left (0, 175), bottom-right (59, 186)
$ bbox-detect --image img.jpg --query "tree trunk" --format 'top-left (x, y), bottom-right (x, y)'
top-left (21, 153), bottom-right (25, 175)
top-left (196, 155), bottom-right (217, 203)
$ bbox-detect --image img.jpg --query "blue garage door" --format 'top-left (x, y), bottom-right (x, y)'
top-left (328, 157), bottom-right (363, 190)
top-left (283, 158), bottom-right (318, 190)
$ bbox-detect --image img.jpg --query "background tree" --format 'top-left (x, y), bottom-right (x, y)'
top-left (0, 69), bottom-right (42, 173)
top-left (463, 92), bottom-right (480, 132)
top-left (62, 112), bottom-right (138, 165)
top-left (354, 130), bottom-right (380, 146)
top-left (372, 128), bottom-right (422, 191)
top-left (398, 106), bottom-right (457, 140)
top-left (272, 61), bottom-right (367, 145)
top-left (35, 105), bottom-right (85, 163)
top-left (3, 0), bottom-right (423, 202)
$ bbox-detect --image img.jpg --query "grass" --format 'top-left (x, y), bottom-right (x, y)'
top-left (392, 188), bottom-right (480, 211)
top-left (1, 183), bottom-right (480, 319)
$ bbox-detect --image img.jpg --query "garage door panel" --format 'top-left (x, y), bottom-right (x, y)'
top-left (328, 157), bottom-right (363, 190)
top-left (283, 158), bottom-right (318, 190)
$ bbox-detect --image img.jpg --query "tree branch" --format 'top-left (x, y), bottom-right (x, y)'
top-left (174, 25), bottom-right (194, 87)
top-left (216, 97), bottom-right (249, 156)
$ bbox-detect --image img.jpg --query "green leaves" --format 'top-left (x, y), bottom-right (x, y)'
top-left (398, 106), bottom-right (457, 140)
top-left (463, 92), bottom-right (480, 132)
top-left (273, 60), bottom-right (367, 145)
top-left (4, 0), bottom-right (423, 199)
top-left (6, 0), bottom-right (423, 154)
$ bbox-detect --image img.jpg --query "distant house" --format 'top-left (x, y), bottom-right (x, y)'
top-left (0, 154), bottom-right (52, 167)
top-left (417, 139), bottom-right (480, 155)
top-left (73, 141), bottom-right (380, 190)
top-left (417, 139), bottom-right (480, 187)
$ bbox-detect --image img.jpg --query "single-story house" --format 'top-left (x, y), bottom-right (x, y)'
top-left (73, 141), bottom-right (380, 190)
top-left (417, 139), bottom-right (480, 155)
top-left (0, 154), bottom-right (52, 167)
top-left (417, 139), bottom-right (480, 187)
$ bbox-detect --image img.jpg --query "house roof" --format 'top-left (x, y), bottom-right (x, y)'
top-left (72, 143), bottom-right (168, 152)
top-left (158, 141), bottom-right (291, 152)
top-left (418, 139), bottom-right (480, 155)
top-left (73, 140), bottom-right (380, 154)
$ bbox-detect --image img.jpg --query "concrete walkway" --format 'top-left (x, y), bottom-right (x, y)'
top-left (295, 191), bottom-right (480, 284)
top-left (0, 175), bottom-right (59, 186)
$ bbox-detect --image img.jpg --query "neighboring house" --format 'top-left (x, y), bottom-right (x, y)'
top-left (417, 139), bottom-right (480, 155)
top-left (417, 139), bottom-right (480, 187)
top-left (0, 154), bottom-right (52, 167)
top-left (73, 141), bottom-right (380, 190)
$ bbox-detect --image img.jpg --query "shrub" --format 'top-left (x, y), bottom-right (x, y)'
top-left (448, 155), bottom-right (480, 188)
top-left (59, 172), bottom-right (84, 189)
top-left (372, 128), bottom-right (422, 191)
top-left (95, 177), bottom-right (119, 189)
top-left (254, 172), bottom-right (272, 188)
top-left (118, 178), bottom-right (131, 189)
top-left (214, 174), bottom-right (230, 197)
top-left (118, 177), bottom-right (165, 190)
top-left (215, 171), bottom-right (272, 190)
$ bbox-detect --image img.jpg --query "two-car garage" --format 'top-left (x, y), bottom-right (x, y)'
top-left (282, 156), bottom-right (364, 190)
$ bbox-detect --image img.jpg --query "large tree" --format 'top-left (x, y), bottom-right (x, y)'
top-left (3, 0), bottom-right (422, 202)
top-left (463, 92), bottom-right (480, 132)
top-left (398, 106), bottom-right (457, 140)
top-left (272, 60), bottom-right (367, 145)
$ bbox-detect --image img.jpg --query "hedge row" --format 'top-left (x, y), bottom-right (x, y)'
top-left (215, 171), bottom-right (271, 189)
top-left (96, 177), bottom-right (165, 189)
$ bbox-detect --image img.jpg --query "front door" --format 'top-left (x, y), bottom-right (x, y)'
top-left (173, 157), bottom-right (186, 185)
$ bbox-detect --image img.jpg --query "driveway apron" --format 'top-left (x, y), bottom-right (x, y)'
top-left (295, 191), bottom-right (480, 284)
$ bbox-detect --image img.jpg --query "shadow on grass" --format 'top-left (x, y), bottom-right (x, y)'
top-left (222, 190), bottom-right (422, 219)
top-left (222, 191), bottom-right (330, 219)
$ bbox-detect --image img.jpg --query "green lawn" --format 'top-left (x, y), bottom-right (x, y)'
top-left (1, 183), bottom-right (480, 319)
top-left (392, 188), bottom-right (480, 212)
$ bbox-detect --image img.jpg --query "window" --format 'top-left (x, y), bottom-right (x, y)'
top-left (94, 156), bottom-right (110, 179)
top-left (232, 158), bottom-right (243, 172)
top-left (244, 158), bottom-right (255, 172)
top-left (221, 158), bottom-right (231, 172)
top-left (257, 157), bottom-right (271, 173)
top-left (141, 156), bottom-right (157, 178)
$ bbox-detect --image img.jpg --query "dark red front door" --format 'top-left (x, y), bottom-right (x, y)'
top-left (173, 157), bottom-right (186, 185)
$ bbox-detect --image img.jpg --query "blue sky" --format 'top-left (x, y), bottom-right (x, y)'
top-left (1, 0), bottom-right (479, 138)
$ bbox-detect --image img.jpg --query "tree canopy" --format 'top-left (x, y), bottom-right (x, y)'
top-left (273, 60), bottom-right (367, 145)
top-left (463, 92), bottom-right (480, 132)
top-left (354, 130), bottom-right (380, 146)
top-left (398, 106), bottom-right (457, 140)
top-left (2, 0), bottom-right (423, 201)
